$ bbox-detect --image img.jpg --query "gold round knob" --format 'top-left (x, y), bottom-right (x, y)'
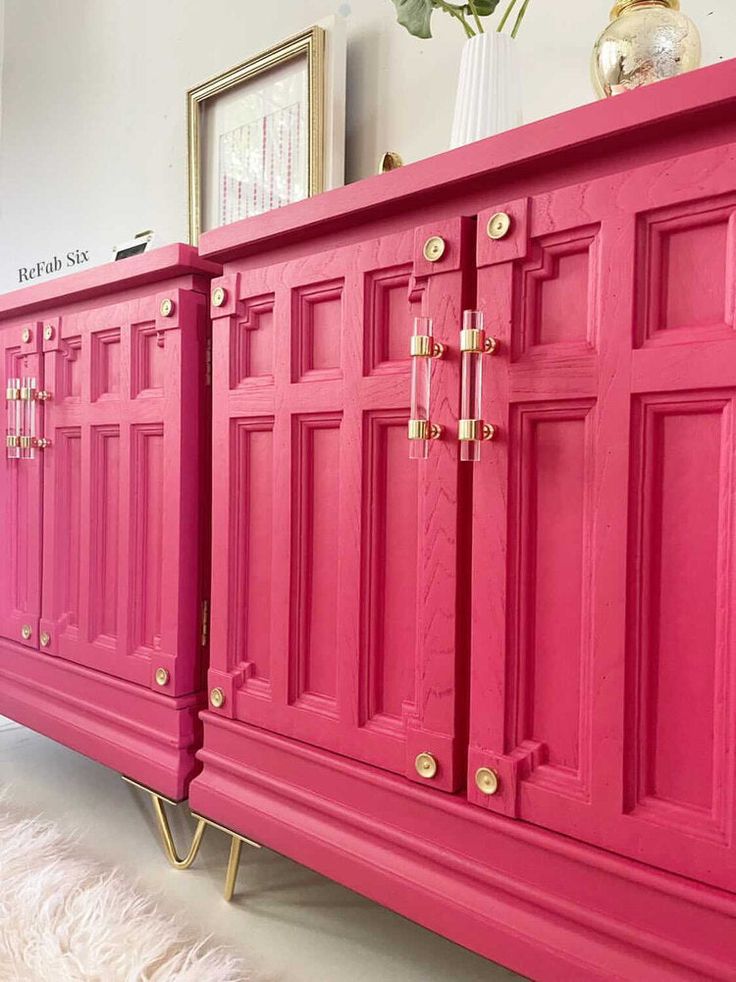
top-left (487, 212), bottom-right (512, 240)
top-left (44, 325), bottom-right (55, 341)
top-left (415, 752), bottom-right (438, 779)
top-left (475, 767), bottom-right (500, 796)
top-left (21, 624), bottom-right (32, 640)
top-left (159, 298), bottom-right (174, 318)
top-left (155, 667), bottom-right (170, 687)
top-left (422, 236), bottom-right (446, 263)
top-left (212, 286), bottom-right (227, 308)
top-left (210, 687), bottom-right (225, 708)
top-left (40, 632), bottom-right (51, 648)
top-left (21, 329), bottom-right (31, 344)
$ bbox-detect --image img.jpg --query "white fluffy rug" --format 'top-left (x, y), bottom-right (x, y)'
top-left (0, 801), bottom-right (248, 981)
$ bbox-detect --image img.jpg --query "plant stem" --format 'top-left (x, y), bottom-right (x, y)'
top-left (497, 0), bottom-right (518, 32)
top-left (435, 0), bottom-right (475, 37)
top-left (511, 0), bottom-right (532, 38)
top-left (467, 0), bottom-right (484, 34)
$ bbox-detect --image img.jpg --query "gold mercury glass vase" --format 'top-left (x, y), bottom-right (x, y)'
top-left (592, 0), bottom-right (702, 98)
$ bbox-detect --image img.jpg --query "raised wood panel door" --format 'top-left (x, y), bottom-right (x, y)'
top-left (39, 290), bottom-right (205, 696)
top-left (468, 143), bottom-right (736, 892)
top-left (0, 323), bottom-right (43, 648)
top-left (209, 219), bottom-right (471, 790)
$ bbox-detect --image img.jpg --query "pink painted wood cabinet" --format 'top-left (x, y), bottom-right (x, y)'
top-left (0, 245), bottom-right (220, 800)
top-left (190, 60), bottom-right (736, 981)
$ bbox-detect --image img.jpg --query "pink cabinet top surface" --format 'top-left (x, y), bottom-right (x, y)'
top-left (198, 59), bottom-right (736, 264)
top-left (0, 243), bottom-right (221, 322)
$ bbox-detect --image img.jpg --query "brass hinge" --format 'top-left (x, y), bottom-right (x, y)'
top-left (200, 599), bottom-right (210, 647)
top-left (205, 337), bottom-right (212, 386)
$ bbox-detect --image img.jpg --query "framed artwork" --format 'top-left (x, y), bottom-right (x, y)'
top-left (187, 23), bottom-right (345, 244)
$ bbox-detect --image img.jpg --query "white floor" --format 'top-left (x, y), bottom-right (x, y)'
top-left (0, 718), bottom-right (523, 982)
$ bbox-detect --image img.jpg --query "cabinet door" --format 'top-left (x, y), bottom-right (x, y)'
top-left (468, 144), bottom-right (736, 892)
top-left (39, 290), bottom-right (205, 695)
top-left (209, 220), bottom-right (471, 790)
top-left (0, 323), bottom-right (43, 647)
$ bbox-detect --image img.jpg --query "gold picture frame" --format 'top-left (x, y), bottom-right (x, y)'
top-left (187, 26), bottom-right (326, 245)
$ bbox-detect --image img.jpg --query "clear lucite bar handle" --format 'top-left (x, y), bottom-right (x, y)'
top-left (22, 376), bottom-right (38, 460)
top-left (6, 377), bottom-right (21, 459)
top-left (408, 316), bottom-right (444, 460)
top-left (459, 310), bottom-right (497, 463)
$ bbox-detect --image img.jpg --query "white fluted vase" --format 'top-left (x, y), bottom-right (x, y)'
top-left (450, 32), bottom-right (522, 149)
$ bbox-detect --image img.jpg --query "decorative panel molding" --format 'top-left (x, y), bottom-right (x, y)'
top-left (291, 280), bottom-right (344, 381)
top-left (626, 393), bottom-right (733, 841)
top-left (130, 423), bottom-right (164, 655)
top-left (289, 412), bottom-right (343, 714)
top-left (637, 195), bottom-right (736, 345)
top-left (231, 295), bottom-right (275, 387)
top-left (509, 401), bottom-right (595, 800)
top-left (57, 337), bottom-right (82, 401)
top-left (90, 328), bottom-right (121, 401)
top-left (52, 429), bottom-right (82, 632)
top-left (516, 226), bottom-right (599, 357)
top-left (229, 417), bottom-right (274, 689)
top-left (363, 264), bottom-right (423, 375)
top-left (132, 321), bottom-right (164, 397)
top-left (359, 411), bottom-right (418, 733)
top-left (89, 426), bottom-right (120, 644)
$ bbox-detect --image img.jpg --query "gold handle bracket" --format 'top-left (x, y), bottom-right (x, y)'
top-left (408, 419), bottom-right (443, 442)
top-left (458, 419), bottom-right (495, 443)
top-left (410, 334), bottom-right (445, 360)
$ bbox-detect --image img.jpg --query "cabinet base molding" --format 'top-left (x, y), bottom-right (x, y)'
top-left (190, 716), bottom-right (736, 982)
top-left (0, 639), bottom-right (203, 800)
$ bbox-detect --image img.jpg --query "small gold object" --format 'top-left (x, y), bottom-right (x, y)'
top-left (415, 752), bottom-right (438, 779)
top-left (6, 436), bottom-right (19, 448)
top-left (210, 687), bottom-right (225, 708)
top-left (475, 767), bottom-right (500, 796)
top-left (40, 632), bottom-right (51, 648)
top-left (21, 625), bottom-right (32, 640)
top-left (378, 151), bottom-right (404, 173)
top-left (159, 298), bottom-right (174, 318)
top-left (21, 328), bottom-right (31, 344)
top-left (6, 386), bottom-right (20, 401)
top-left (35, 390), bottom-right (52, 402)
top-left (155, 667), bottom-right (170, 687)
top-left (458, 419), bottom-right (495, 442)
top-left (459, 328), bottom-right (497, 355)
top-left (35, 438), bottom-right (51, 450)
top-left (408, 419), bottom-right (442, 442)
top-left (410, 335), bottom-right (444, 359)
top-left (487, 212), bottom-right (512, 240)
top-left (212, 286), bottom-right (227, 307)
top-left (423, 236), bottom-right (446, 263)
top-left (44, 325), bottom-right (55, 341)
top-left (592, 0), bottom-right (701, 98)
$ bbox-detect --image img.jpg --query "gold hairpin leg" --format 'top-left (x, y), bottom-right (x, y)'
top-left (151, 794), bottom-right (207, 870)
top-left (122, 776), bottom-right (207, 870)
top-left (188, 813), bottom-right (262, 902)
top-left (224, 835), bottom-right (243, 901)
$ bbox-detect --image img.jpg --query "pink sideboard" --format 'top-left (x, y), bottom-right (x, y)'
top-left (190, 61), bottom-right (736, 979)
top-left (0, 245), bottom-right (220, 800)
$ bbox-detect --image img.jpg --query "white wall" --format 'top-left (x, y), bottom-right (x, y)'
top-left (0, 0), bottom-right (733, 292)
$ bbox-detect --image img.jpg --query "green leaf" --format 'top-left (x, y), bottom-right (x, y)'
top-left (389, 0), bottom-right (434, 39)
top-left (471, 0), bottom-right (501, 15)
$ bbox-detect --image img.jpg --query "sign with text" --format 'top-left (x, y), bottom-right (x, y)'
top-left (18, 249), bottom-right (90, 284)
